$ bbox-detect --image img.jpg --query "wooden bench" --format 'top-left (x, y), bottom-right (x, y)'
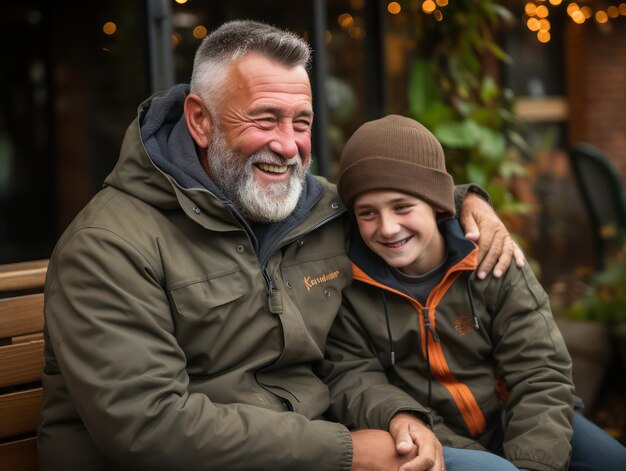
top-left (0, 259), bottom-right (48, 471)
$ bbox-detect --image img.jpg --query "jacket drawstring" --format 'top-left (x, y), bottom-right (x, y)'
top-left (421, 307), bottom-right (439, 407)
top-left (381, 280), bottom-right (478, 409)
top-left (466, 276), bottom-right (480, 330)
top-left (381, 290), bottom-right (396, 365)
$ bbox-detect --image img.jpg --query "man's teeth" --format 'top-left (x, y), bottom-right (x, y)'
top-left (258, 163), bottom-right (288, 173)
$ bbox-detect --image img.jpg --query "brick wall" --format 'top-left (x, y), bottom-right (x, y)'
top-left (565, 19), bottom-right (626, 180)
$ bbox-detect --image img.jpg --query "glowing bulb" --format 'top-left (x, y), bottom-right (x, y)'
top-left (102, 21), bottom-right (117, 35)
top-left (388, 2), bottom-right (401, 14)
top-left (338, 13), bottom-right (354, 29)
top-left (527, 17), bottom-right (541, 31)
top-left (536, 5), bottom-right (549, 18)
top-left (581, 6), bottom-right (592, 18)
top-left (537, 30), bottom-right (551, 43)
top-left (567, 3), bottom-right (579, 15)
top-left (422, 0), bottom-right (436, 13)
top-left (525, 2), bottom-right (537, 16)
top-left (595, 11), bottom-right (609, 23)
top-left (193, 25), bottom-right (207, 39)
top-left (572, 10), bottom-right (585, 23)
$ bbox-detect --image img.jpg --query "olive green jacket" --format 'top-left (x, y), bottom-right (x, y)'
top-left (39, 87), bottom-right (399, 470)
top-left (320, 219), bottom-right (575, 471)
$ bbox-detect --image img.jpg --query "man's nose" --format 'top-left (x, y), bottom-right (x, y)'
top-left (268, 123), bottom-right (299, 159)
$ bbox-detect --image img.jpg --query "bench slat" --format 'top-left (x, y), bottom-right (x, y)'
top-left (0, 437), bottom-right (38, 471)
top-left (0, 260), bottom-right (48, 292)
top-left (0, 388), bottom-right (42, 439)
top-left (0, 294), bottom-right (44, 338)
top-left (0, 341), bottom-right (45, 389)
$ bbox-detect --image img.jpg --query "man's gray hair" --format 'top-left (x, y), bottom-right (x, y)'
top-left (190, 20), bottom-right (311, 113)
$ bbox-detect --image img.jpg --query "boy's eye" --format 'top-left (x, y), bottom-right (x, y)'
top-left (395, 204), bottom-right (412, 212)
top-left (357, 210), bottom-right (376, 219)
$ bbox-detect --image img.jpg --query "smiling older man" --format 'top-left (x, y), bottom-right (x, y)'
top-left (38, 20), bottom-right (523, 471)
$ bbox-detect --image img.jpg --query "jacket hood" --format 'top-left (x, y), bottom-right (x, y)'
top-left (349, 218), bottom-right (477, 291)
top-left (104, 84), bottom-right (225, 209)
top-left (103, 84), bottom-right (327, 260)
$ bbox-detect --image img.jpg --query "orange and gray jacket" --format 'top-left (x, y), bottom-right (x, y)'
top-left (320, 219), bottom-right (575, 471)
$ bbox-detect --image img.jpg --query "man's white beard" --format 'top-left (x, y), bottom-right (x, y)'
top-left (205, 127), bottom-right (310, 223)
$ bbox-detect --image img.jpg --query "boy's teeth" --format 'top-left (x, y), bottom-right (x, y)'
top-left (258, 163), bottom-right (288, 173)
top-left (386, 238), bottom-right (408, 248)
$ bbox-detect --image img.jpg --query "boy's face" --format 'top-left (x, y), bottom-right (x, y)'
top-left (353, 190), bottom-right (446, 276)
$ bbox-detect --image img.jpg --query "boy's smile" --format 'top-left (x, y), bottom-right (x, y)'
top-left (354, 190), bottom-right (447, 276)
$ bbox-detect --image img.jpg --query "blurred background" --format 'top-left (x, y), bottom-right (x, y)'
top-left (1, 0), bottom-right (624, 443)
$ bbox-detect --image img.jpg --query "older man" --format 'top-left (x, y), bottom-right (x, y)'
top-left (38, 20), bottom-right (522, 470)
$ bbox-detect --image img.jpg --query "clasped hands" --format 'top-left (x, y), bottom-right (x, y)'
top-left (350, 413), bottom-right (445, 471)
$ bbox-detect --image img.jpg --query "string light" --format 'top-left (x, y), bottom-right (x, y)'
top-left (524, 1), bottom-right (625, 43)
top-left (417, 0), bottom-right (448, 20)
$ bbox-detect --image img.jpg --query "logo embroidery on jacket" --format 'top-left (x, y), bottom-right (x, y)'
top-left (303, 270), bottom-right (341, 292)
top-left (454, 314), bottom-right (475, 336)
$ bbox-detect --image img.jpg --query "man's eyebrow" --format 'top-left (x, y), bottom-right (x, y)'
top-left (249, 106), bottom-right (314, 119)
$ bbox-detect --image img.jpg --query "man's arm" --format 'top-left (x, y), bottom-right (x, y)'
top-left (44, 228), bottom-right (351, 471)
top-left (350, 423), bottom-right (444, 471)
top-left (454, 185), bottom-right (525, 279)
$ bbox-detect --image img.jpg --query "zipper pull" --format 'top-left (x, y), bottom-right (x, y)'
top-left (264, 268), bottom-right (283, 314)
top-left (422, 308), bottom-right (440, 342)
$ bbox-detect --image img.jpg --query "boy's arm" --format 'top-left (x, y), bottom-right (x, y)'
top-left (318, 297), bottom-right (431, 431)
top-left (490, 263), bottom-right (575, 471)
top-left (317, 295), bottom-right (441, 469)
top-left (453, 184), bottom-right (525, 279)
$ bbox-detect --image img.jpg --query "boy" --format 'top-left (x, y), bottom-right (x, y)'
top-left (321, 115), bottom-right (626, 471)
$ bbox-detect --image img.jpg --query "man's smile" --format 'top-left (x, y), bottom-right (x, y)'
top-left (256, 162), bottom-right (289, 174)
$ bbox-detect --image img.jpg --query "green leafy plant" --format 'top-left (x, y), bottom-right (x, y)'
top-left (568, 243), bottom-right (626, 324)
top-left (404, 0), bottom-right (530, 216)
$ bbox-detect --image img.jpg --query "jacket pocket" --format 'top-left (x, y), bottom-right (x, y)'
top-left (168, 268), bottom-right (245, 318)
top-left (167, 269), bottom-right (249, 373)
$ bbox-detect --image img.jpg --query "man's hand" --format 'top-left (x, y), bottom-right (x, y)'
top-left (459, 192), bottom-right (524, 279)
top-left (389, 413), bottom-right (444, 471)
top-left (350, 429), bottom-right (420, 471)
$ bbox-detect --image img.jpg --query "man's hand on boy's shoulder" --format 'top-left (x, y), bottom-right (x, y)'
top-left (459, 191), bottom-right (525, 280)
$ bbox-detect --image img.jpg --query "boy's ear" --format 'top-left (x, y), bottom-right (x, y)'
top-left (184, 93), bottom-right (213, 149)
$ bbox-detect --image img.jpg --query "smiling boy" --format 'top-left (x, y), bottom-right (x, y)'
top-left (321, 115), bottom-right (626, 471)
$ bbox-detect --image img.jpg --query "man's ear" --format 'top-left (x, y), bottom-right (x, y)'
top-left (184, 93), bottom-right (212, 149)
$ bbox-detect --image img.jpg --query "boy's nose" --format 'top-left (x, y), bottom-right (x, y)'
top-left (379, 214), bottom-right (400, 237)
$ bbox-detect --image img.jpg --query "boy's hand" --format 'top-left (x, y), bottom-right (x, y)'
top-left (389, 413), bottom-right (445, 471)
top-left (459, 192), bottom-right (524, 279)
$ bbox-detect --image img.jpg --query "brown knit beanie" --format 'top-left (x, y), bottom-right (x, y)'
top-left (337, 114), bottom-right (455, 218)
